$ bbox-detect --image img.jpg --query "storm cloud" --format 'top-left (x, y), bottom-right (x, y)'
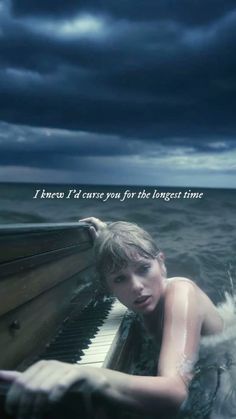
top-left (0, 0), bottom-right (235, 186)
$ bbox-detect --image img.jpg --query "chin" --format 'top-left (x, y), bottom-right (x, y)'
top-left (139, 301), bottom-right (157, 314)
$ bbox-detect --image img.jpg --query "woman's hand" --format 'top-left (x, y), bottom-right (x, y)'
top-left (0, 361), bottom-right (108, 419)
top-left (79, 217), bottom-right (107, 240)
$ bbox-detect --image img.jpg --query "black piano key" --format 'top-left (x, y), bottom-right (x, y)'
top-left (43, 355), bottom-right (82, 363)
top-left (43, 345), bottom-right (84, 356)
top-left (43, 338), bottom-right (91, 355)
top-left (46, 337), bottom-right (91, 351)
top-left (56, 328), bottom-right (97, 339)
top-left (55, 325), bottom-right (100, 339)
top-left (37, 297), bottom-right (115, 364)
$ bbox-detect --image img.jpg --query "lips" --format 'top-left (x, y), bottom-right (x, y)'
top-left (134, 295), bottom-right (151, 305)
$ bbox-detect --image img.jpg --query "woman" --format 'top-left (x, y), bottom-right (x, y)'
top-left (0, 217), bottom-right (224, 419)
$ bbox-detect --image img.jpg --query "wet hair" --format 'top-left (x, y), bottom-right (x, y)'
top-left (93, 221), bottom-right (161, 283)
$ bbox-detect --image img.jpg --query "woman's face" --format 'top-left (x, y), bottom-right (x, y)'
top-left (106, 255), bottom-right (166, 315)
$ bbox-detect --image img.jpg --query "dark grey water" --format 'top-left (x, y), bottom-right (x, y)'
top-left (0, 182), bottom-right (235, 303)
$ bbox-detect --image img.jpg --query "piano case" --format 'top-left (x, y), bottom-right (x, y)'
top-left (0, 222), bottom-right (141, 418)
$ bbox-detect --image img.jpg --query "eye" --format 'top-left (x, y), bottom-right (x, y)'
top-left (136, 264), bottom-right (150, 275)
top-left (113, 275), bottom-right (126, 284)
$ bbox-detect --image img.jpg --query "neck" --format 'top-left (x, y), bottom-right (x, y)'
top-left (142, 294), bottom-right (165, 337)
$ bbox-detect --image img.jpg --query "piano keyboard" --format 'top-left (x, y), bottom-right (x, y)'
top-left (38, 297), bottom-right (127, 369)
top-left (77, 299), bottom-right (127, 368)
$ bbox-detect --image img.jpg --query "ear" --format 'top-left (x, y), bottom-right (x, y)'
top-left (156, 252), bottom-right (165, 263)
top-left (156, 252), bottom-right (167, 278)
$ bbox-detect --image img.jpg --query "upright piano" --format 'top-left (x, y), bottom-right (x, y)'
top-left (1, 222), bottom-right (218, 419)
top-left (0, 222), bottom-right (140, 418)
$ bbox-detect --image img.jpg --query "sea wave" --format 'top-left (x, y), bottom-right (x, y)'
top-left (181, 291), bottom-right (236, 419)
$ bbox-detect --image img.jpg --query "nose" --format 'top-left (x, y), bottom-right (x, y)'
top-left (130, 273), bottom-right (144, 294)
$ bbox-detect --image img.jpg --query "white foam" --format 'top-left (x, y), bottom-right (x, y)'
top-left (201, 292), bottom-right (236, 348)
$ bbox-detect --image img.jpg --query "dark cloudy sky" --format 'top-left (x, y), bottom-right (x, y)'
top-left (0, 0), bottom-right (235, 187)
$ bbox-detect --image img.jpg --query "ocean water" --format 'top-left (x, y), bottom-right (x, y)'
top-left (0, 182), bottom-right (235, 303)
top-left (0, 182), bottom-right (236, 418)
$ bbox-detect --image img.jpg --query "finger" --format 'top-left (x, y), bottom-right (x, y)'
top-left (15, 390), bottom-right (34, 419)
top-left (6, 366), bottom-right (57, 418)
top-left (13, 361), bottom-right (47, 383)
top-left (17, 360), bottom-right (66, 397)
top-left (79, 217), bottom-right (101, 224)
top-left (48, 368), bottom-right (84, 403)
top-left (14, 360), bottom-right (57, 388)
top-left (0, 370), bottom-right (21, 382)
top-left (30, 392), bottom-right (48, 419)
top-left (78, 218), bottom-right (101, 232)
top-left (15, 360), bottom-right (71, 399)
top-left (6, 380), bottom-right (33, 418)
top-left (6, 380), bottom-right (22, 415)
top-left (5, 361), bottom-right (48, 415)
top-left (10, 362), bottom-right (64, 418)
top-left (89, 226), bottom-right (98, 241)
top-left (79, 382), bottom-right (94, 418)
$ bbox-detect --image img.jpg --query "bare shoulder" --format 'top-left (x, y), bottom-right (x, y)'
top-left (163, 277), bottom-right (205, 326)
top-left (164, 276), bottom-right (200, 312)
top-left (165, 276), bottom-right (198, 294)
top-left (165, 277), bottom-right (223, 335)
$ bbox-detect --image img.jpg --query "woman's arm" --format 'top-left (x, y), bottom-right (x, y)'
top-left (1, 281), bottom-right (202, 417)
top-left (158, 280), bottom-right (203, 389)
top-left (1, 362), bottom-right (186, 418)
top-left (0, 363), bottom-right (187, 418)
top-left (78, 217), bottom-right (107, 240)
top-left (99, 280), bottom-right (203, 412)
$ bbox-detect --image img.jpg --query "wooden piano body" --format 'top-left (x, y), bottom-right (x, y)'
top-left (0, 222), bottom-right (140, 418)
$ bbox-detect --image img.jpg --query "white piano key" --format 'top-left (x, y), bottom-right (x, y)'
top-left (89, 336), bottom-right (115, 344)
top-left (79, 353), bottom-right (108, 363)
top-left (77, 299), bottom-right (127, 367)
top-left (86, 363), bottom-right (103, 368)
top-left (84, 346), bottom-right (109, 355)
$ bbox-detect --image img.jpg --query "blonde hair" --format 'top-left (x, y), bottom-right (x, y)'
top-left (94, 221), bottom-right (160, 282)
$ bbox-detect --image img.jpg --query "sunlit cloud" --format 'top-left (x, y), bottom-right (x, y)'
top-left (0, 0), bottom-right (10, 15)
top-left (0, 2), bottom-right (236, 188)
top-left (61, 14), bottom-right (105, 36)
top-left (24, 13), bottom-right (108, 40)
